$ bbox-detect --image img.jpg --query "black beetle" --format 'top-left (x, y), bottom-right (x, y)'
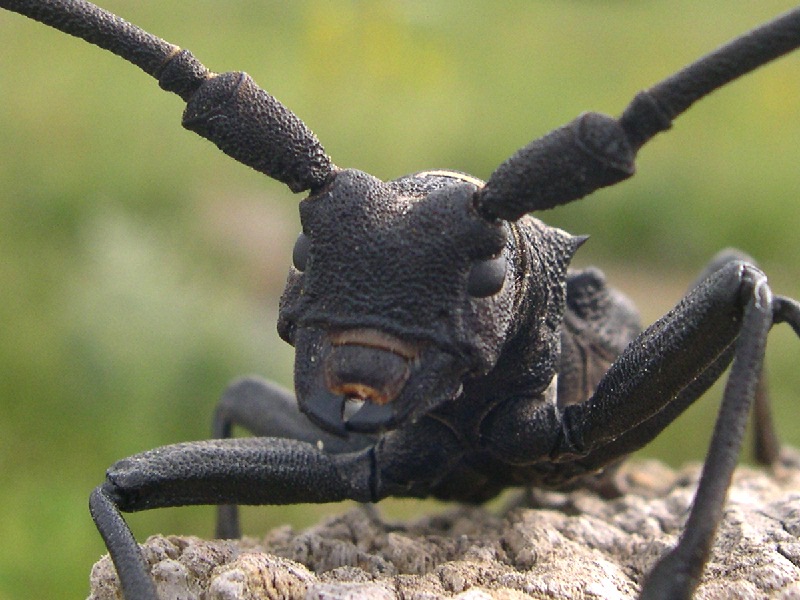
top-left (1, 3), bottom-right (800, 599)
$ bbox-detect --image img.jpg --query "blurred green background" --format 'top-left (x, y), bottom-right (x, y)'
top-left (1, 1), bottom-right (799, 597)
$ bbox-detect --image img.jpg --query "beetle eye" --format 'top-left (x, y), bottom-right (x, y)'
top-left (292, 233), bottom-right (311, 271)
top-left (467, 255), bottom-right (507, 297)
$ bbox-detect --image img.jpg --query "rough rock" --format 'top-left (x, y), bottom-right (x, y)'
top-left (88, 452), bottom-right (800, 599)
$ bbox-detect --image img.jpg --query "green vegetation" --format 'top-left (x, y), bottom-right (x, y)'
top-left (0, 1), bottom-right (798, 597)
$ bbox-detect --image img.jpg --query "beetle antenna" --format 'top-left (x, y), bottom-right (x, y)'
top-left (1, 0), bottom-right (334, 193)
top-left (476, 7), bottom-right (800, 221)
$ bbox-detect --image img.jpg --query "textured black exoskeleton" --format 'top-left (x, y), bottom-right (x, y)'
top-left (3, 2), bottom-right (800, 598)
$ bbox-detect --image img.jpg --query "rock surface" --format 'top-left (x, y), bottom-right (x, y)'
top-left (88, 454), bottom-right (800, 599)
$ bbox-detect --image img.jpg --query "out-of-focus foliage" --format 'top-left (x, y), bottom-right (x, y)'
top-left (0, 1), bottom-right (798, 598)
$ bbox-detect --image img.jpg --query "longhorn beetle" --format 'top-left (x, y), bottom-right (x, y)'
top-left (2, 2), bottom-right (800, 599)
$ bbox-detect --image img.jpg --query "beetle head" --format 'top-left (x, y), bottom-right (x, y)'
top-left (278, 169), bottom-right (522, 435)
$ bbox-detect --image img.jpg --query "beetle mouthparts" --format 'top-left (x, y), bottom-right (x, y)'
top-left (325, 343), bottom-right (411, 405)
top-left (301, 329), bottom-right (418, 434)
top-left (325, 328), bottom-right (418, 406)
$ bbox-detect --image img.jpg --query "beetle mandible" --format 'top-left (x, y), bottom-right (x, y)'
top-left (2, 2), bottom-right (800, 599)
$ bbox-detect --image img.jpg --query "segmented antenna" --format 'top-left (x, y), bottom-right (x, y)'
top-left (476, 7), bottom-right (800, 222)
top-left (1, 0), bottom-right (334, 193)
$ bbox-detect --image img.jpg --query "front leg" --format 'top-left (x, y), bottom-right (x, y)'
top-left (689, 249), bottom-right (780, 466)
top-left (90, 437), bottom-right (376, 600)
top-left (484, 262), bottom-right (762, 464)
top-left (90, 416), bottom-right (465, 600)
top-left (483, 261), bottom-right (800, 598)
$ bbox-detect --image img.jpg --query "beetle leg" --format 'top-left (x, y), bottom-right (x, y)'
top-left (638, 280), bottom-right (799, 598)
top-left (90, 437), bottom-right (376, 600)
top-left (90, 486), bottom-right (158, 600)
top-left (687, 249), bottom-right (780, 466)
top-left (484, 262), bottom-right (763, 464)
top-left (483, 261), bottom-right (799, 598)
top-left (638, 266), bottom-right (775, 598)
